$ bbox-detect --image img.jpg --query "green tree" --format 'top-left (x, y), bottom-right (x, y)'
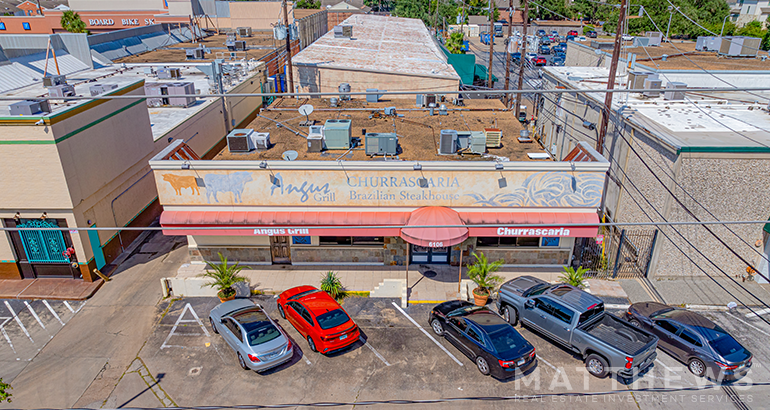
top-left (736, 20), bottom-right (764, 38)
top-left (392, 0), bottom-right (458, 28)
top-left (60, 10), bottom-right (89, 34)
top-left (531, 0), bottom-right (568, 21)
top-left (446, 31), bottom-right (465, 53)
top-left (598, 0), bottom-right (730, 38)
top-left (466, 251), bottom-right (504, 297)
top-left (762, 30), bottom-right (770, 51)
top-left (364, 0), bottom-right (394, 12)
top-left (296, 0), bottom-right (321, 8)
top-left (0, 378), bottom-right (11, 403)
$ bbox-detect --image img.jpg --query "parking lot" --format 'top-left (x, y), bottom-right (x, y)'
top-left (99, 296), bottom-right (770, 409)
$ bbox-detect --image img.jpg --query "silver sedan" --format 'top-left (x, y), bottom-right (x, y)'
top-left (209, 299), bottom-right (293, 372)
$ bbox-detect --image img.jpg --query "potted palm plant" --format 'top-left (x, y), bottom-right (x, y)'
top-left (320, 270), bottom-right (344, 300)
top-left (559, 266), bottom-right (588, 289)
top-left (466, 251), bottom-right (504, 306)
top-left (201, 253), bottom-right (246, 302)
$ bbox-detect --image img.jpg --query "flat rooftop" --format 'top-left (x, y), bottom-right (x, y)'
top-left (543, 66), bottom-right (770, 151)
top-left (1, 61), bottom-right (264, 141)
top-left (291, 14), bottom-right (460, 80)
top-left (114, 33), bottom-right (278, 64)
top-left (213, 98), bottom-right (547, 162)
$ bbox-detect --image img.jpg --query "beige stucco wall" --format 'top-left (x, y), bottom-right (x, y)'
top-left (293, 66), bottom-right (460, 94)
top-left (0, 142), bottom-right (73, 210)
top-left (229, 2), bottom-right (293, 30)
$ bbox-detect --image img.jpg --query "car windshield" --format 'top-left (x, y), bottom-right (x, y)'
top-left (524, 283), bottom-right (552, 297)
top-left (316, 309), bottom-right (351, 330)
top-left (246, 323), bottom-right (281, 346)
top-left (708, 335), bottom-right (744, 358)
top-left (488, 327), bottom-right (526, 356)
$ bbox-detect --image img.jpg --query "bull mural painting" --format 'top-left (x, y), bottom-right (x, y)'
top-left (202, 172), bottom-right (253, 203)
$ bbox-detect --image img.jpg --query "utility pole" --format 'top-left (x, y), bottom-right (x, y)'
top-left (486, 0), bottom-right (494, 89)
top-left (597, 0), bottom-right (627, 153)
top-left (282, 0), bottom-right (294, 96)
top-left (503, 0), bottom-right (514, 107)
top-left (514, 0), bottom-right (528, 118)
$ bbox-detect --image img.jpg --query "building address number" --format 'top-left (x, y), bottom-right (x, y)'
top-left (428, 242), bottom-right (444, 247)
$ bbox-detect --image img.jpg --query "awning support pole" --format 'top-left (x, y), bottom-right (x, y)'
top-left (457, 248), bottom-right (463, 294)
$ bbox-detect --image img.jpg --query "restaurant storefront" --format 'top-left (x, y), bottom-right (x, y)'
top-left (152, 141), bottom-right (608, 268)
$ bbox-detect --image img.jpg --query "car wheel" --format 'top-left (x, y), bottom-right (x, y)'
top-left (502, 305), bottom-right (518, 326)
top-left (307, 336), bottom-right (317, 352)
top-left (237, 353), bottom-right (249, 370)
top-left (210, 317), bottom-right (219, 334)
top-left (476, 356), bottom-right (490, 375)
top-left (688, 358), bottom-right (706, 377)
top-left (278, 304), bottom-right (285, 319)
top-left (430, 319), bottom-right (444, 336)
top-left (586, 354), bottom-right (609, 378)
top-left (628, 318), bottom-right (641, 328)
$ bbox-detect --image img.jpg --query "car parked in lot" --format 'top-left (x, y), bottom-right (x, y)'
top-left (497, 276), bottom-right (659, 379)
top-left (277, 286), bottom-right (360, 354)
top-left (541, 36), bottom-right (551, 45)
top-left (552, 54), bottom-right (565, 66)
top-left (551, 30), bottom-right (559, 37)
top-left (567, 30), bottom-right (579, 37)
top-left (531, 56), bottom-right (547, 66)
top-left (209, 299), bottom-right (293, 372)
top-left (587, 30), bottom-right (598, 38)
top-left (511, 52), bottom-right (522, 64)
top-left (624, 302), bottom-right (753, 381)
top-left (430, 300), bottom-right (537, 378)
top-left (566, 35), bottom-right (576, 42)
top-left (552, 43), bottom-right (566, 54)
top-left (537, 29), bottom-right (547, 37)
top-left (538, 44), bottom-right (551, 54)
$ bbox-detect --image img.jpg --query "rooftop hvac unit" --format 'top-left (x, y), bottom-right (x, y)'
top-left (226, 129), bottom-right (255, 152)
top-left (9, 100), bottom-right (48, 116)
top-left (457, 131), bottom-right (471, 149)
top-left (323, 119), bottom-right (352, 149)
top-left (425, 94), bottom-right (437, 106)
top-left (643, 78), bottom-right (663, 97)
top-left (339, 83), bottom-right (351, 100)
top-left (645, 31), bottom-right (662, 47)
top-left (366, 88), bottom-right (384, 103)
top-left (416, 94), bottom-right (425, 107)
top-left (48, 84), bottom-right (76, 98)
top-left (237, 27), bottom-right (252, 37)
top-left (226, 31), bottom-right (237, 41)
top-left (696, 36), bottom-right (722, 51)
top-left (89, 83), bottom-right (118, 96)
top-left (719, 36), bottom-right (760, 57)
top-left (143, 67), bottom-right (155, 76)
top-left (186, 48), bottom-right (205, 60)
top-left (333, 25), bottom-right (353, 38)
top-left (439, 130), bottom-right (458, 155)
top-left (470, 131), bottom-right (486, 154)
top-left (42, 75), bottom-right (66, 87)
top-left (158, 67), bottom-right (182, 79)
top-left (627, 71), bottom-right (650, 91)
top-left (365, 133), bottom-right (398, 156)
top-left (144, 82), bottom-right (196, 108)
top-left (307, 135), bottom-right (324, 152)
top-left (227, 40), bottom-right (247, 51)
top-left (308, 125), bottom-right (324, 136)
top-left (664, 82), bottom-right (687, 100)
top-left (253, 132), bottom-right (270, 150)
top-left (484, 128), bottom-right (502, 148)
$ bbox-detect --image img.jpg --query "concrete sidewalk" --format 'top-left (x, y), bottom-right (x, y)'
top-left (0, 278), bottom-right (103, 300)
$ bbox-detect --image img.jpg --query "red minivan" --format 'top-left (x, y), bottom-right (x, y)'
top-left (277, 286), bottom-right (360, 354)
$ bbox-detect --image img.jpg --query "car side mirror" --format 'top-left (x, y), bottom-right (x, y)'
top-left (220, 319), bottom-right (226, 324)
top-left (524, 299), bottom-right (535, 309)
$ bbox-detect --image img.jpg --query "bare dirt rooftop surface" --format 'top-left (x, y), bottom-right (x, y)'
top-left (213, 98), bottom-right (546, 162)
top-left (115, 34), bottom-right (278, 64)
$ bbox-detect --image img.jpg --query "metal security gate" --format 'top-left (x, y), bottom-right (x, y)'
top-left (18, 219), bottom-right (69, 263)
top-left (573, 229), bottom-right (658, 279)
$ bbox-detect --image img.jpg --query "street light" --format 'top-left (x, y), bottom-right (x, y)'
top-left (665, 5), bottom-right (678, 42)
top-left (721, 14), bottom-right (736, 37)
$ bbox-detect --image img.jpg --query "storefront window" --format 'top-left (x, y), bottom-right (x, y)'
top-left (477, 237), bottom-right (541, 247)
top-left (292, 236), bottom-right (311, 245)
top-left (22, 22), bottom-right (31, 30)
top-left (319, 237), bottom-right (384, 246)
top-left (541, 237), bottom-right (560, 247)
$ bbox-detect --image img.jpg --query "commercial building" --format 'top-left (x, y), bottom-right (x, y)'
top-left (151, 97), bottom-right (608, 271)
top-left (291, 15), bottom-right (461, 95)
top-left (535, 65), bottom-right (770, 282)
top-left (727, 0), bottom-right (770, 27)
top-left (0, 52), bottom-right (268, 281)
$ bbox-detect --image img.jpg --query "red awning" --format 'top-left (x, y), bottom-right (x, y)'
top-left (160, 210), bottom-right (409, 236)
top-left (461, 211), bottom-right (599, 238)
top-left (400, 207), bottom-right (468, 248)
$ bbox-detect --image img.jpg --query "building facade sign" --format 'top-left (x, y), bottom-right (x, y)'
top-left (155, 169), bottom-right (604, 208)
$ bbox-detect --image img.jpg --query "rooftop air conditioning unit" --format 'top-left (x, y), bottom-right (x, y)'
top-left (253, 132), bottom-right (270, 150)
top-left (186, 48), bottom-right (205, 60)
top-left (226, 31), bottom-right (237, 41)
top-left (42, 75), bottom-right (66, 87)
top-left (719, 36), bottom-right (761, 57)
top-left (323, 119), bottom-right (352, 149)
top-left (307, 135), bottom-right (324, 152)
top-left (333, 25), bottom-right (353, 38)
top-left (425, 94), bottom-right (437, 106)
top-left (643, 78), bottom-right (663, 97)
top-left (439, 130), bottom-right (458, 155)
top-left (484, 128), bottom-right (502, 148)
top-left (48, 84), bottom-right (76, 98)
top-left (237, 27), bottom-right (252, 37)
top-left (227, 129), bottom-right (255, 152)
top-left (165, 82), bottom-right (196, 108)
top-left (158, 67), bottom-right (182, 79)
top-left (457, 131), bottom-right (471, 149)
top-left (339, 83), bottom-right (351, 100)
top-left (470, 131), bottom-right (487, 154)
top-left (89, 83), bottom-right (118, 96)
top-left (627, 71), bottom-right (649, 91)
top-left (365, 132), bottom-right (398, 156)
top-left (664, 82), bottom-right (687, 101)
top-left (415, 94), bottom-right (425, 107)
top-left (227, 40), bottom-right (246, 51)
top-left (366, 88), bottom-right (382, 103)
top-left (9, 100), bottom-right (48, 116)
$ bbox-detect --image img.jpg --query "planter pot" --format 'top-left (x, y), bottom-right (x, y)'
top-left (218, 289), bottom-right (236, 303)
top-left (472, 288), bottom-right (489, 306)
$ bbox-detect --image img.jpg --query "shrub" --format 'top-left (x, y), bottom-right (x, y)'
top-left (201, 253), bottom-right (246, 299)
top-left (559, 266), bottom-right (588, 289)
top-left (320, 271), bottom-right (344, 300)
top-left (466, 251), bottom-right (504, 296)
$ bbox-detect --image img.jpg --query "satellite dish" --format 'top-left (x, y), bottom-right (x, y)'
top-left (282, 150), bottom-right (298, 161)
top-left (298, 104), bottom-right (314, 116)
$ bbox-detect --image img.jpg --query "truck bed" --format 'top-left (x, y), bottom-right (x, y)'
top-left (579, 314), bottom-right (655, 355)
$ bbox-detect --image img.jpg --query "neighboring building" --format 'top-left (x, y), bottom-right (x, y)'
top-left (535, 65), bottom-right (770, 282)
top-left (151, 97), bottom-right (608, 270)
top-left (727, 0), bottom-right (770, 27)
top-left (292, 14), bottom-right (461, 94)
top-left (0, 35), bottom-right (268, 281)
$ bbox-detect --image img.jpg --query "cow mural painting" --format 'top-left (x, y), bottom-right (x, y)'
top-left (163, 174), bottom-right (200, 196)
top-left (202, 172), bottom-right (254, 203)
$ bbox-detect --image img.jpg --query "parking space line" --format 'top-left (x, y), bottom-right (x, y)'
top-left (43, 300), bottom-right (64, 326)
top-left (746, 308), bottom-right (770, 318)
top-left (5, 301), bottom-right (33, 343)
top-left (363, 340), bottom-right (391, 366)
top-left (654, 358), bottom-right (677, 373)
top-left (390, 302), bottom-right (463, 367)
top-left (537, 356), bottom-right (560, 373)
top-left (161, 303), bottom-right (210, 349)
top-left (24, 301), bottom-right (45, 330)
top-left (731, 315), bottom-right (770, 337)
top-left (62, 301), bottom-right (74, 313)
top-left (302, 354), bottom-right (312, 365)
top-left (0, 318), bottom-right (16, 354)
top-left (74, 301), bottom-right (86, 313)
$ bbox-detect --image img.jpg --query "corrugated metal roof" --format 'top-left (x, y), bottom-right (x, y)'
top-left (90, 27), bottom-right (198, 62)
top-left (0, 50), bottom-right (90, 93)
top-left (292, 14), bottom-right (459, 80)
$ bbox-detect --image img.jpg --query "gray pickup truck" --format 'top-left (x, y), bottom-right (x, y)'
top-left (496, 276), bottom-right (658, 379)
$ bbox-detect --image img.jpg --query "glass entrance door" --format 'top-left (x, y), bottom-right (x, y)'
top-left (410, 245), bottom-right (450, 264)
